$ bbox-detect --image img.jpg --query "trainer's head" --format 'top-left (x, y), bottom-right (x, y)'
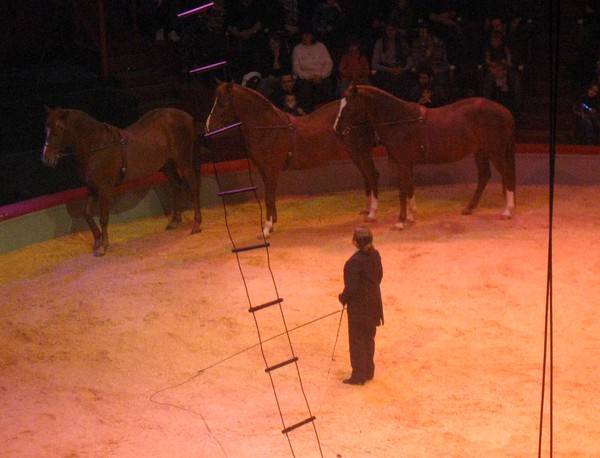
top-left (353, 226), bottom-right (374, 251)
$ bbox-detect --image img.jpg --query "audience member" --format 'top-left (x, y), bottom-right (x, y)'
top-left (479, 28), bottom-right (522, 117)
top-left (281, 93), bottom-right (307, 115)
top-left (337, 36), bottom-right (371, 97)
top-left (291, 28), bottom-right (335, 111)
top-left (410, 22), bottom-right (451, 90)
top-left (139, 0), bottom-right (182, 42)
top-left (481, 60), bottom-right (522, 120)
top-left (256, 32), bottom-right (293, 99)
top-left (407, 65), bottom-right (447, 107)
top-left (572, 82), bottom-right (600, 144)
top-left (388, 0), bottom-right (417, 40)
top-left (179, 0), bottom-right (227, 74)
top-left (415, 0), bottom-right (465, 64)
top-left (269, 72), bottom-right (302, 109)
top-left (483, 30), bottom-right (513, 69)
top-left (279, 0), bottom-right (302, 45)
top-left (224, 0), bottom-right (264, 79)
top-left (343, 0), bottom-right (389, 48)
top-left (311, 0), bottom-right (349, 53)
top-left (224, 0), bottom-right (286, 80)
top-left (371, 22), bottom-right (415, 99)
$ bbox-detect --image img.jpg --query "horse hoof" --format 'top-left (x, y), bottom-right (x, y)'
top-left (501, 212), bottom-right (512, 220)
top-left (393, 221), bottom-right (405, 230)
top-left (364, 215), bottom-right (377, 223)
top-left (191, 226), bottom-right (202, 234)
top-left (93, 248), bottom-right (106, 257)
top-left (461, 208), bottom-right (473, 216)
top-left (166, 221), bottom-right (180, 230)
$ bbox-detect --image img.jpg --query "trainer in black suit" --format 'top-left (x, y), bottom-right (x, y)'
top-left (339, 227), bottom-right (384, 385)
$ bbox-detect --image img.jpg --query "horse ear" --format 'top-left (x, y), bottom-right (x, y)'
top-left (347, 84), bottom-right (358, 98)
top-left (44, 105), bottom-right (53, 114)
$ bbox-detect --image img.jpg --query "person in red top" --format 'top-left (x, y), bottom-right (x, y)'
top-left (337, 37), bottom-right (372, 96)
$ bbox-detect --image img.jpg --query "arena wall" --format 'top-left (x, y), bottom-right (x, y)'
top-left (1, 145), bottom-right (599, 255)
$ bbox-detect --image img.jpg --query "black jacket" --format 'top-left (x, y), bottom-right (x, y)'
top-left (339, 249), bottom-right (384, 327)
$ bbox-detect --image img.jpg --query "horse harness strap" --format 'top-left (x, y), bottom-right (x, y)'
top-left (91, 124), bottom-right (129, 181)
top-left (375, 105), bottom-right (427, 127)
top-left (375, 105), bottom-right (430, 161)
top-left (245, 118), bottom-right (297, 171)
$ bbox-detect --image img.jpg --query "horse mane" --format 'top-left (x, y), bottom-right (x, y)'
top-left (49, 107), bottom-right (108, 130)
top-left (354, 85), bottom-right (420, 123)
top-left (227, 83), bottom-right (289, 121)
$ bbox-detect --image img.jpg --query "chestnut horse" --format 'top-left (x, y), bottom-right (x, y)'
top-left (334, 85), bottom-right (516, 229)
top-left (42, 107), bottom-right (201, 256)
top-left (205, 82), bottom-right (378, 237)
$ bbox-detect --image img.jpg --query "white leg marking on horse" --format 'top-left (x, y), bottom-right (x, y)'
top-left (367, 193), bottom-right (378, 221)
top-left (333, 98), bottom-right (347, 132)
top-left (406, 196), bottom-right (417, 222)
top-left (502, 190), bottom-right (515, 219)
top-left (262, 218), bottom-right (273, 238)
top-left (394, 221), bottom-right (405, 230)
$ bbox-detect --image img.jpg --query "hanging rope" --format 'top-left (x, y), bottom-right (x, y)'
top-left (538, 1), bottom-right (560, 456)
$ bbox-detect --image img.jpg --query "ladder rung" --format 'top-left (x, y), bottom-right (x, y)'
top-left (249, 298), bottom-right (283, 313)
top-left (178, 2), bottom-right (214, 18)
top-left (282, 416), bottom-right (316, 435)
top-left (218, 186), bottom-right (257, 197)
top-left (232, 242), bottom-right (270, 253)
top-left (204, 121), bottom-right (242, 137)
top-left (189, 60), bottom-right (228, 75)
top-left (265, 357), bottom-right (298, 373)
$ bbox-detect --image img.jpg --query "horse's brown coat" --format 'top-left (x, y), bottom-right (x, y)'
top-left (206, 83), bottom-right (378, 235)
top-left (42, 108), bottom-right (201, 256)
top-left (335, 85), bottom-right (516, 225)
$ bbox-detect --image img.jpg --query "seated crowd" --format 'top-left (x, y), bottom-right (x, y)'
top-left (169, 1), bottom-right (547, 122)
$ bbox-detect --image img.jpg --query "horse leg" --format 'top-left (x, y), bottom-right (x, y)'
top-left (346, 144), bottom-right (380, 222)
top-left (502, 188), bottom-right (516, 219)
top-left (493, 149), bottom-right (516, 219)
top-left (362, 158), bottom-right (380, 222)
top-left (97, 195), bottom-right (111, 257)
top-left (407, 195), bottom-right (417, 222)
top-left (162, 162), bottom-right (184, 230)
top-left (83, 191), bottom-right (103, 255)
top-left (394, 164), bottom-right (413, 230)
top-left (463, 153), bottom-right (491, 215)
top-left (259, 167), bottom-right (278, 238)
top-left (181, 165), bottom-right (202, 233)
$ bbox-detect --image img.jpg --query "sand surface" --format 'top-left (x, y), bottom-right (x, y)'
top-left (1, 183), bottom-right (599, 457)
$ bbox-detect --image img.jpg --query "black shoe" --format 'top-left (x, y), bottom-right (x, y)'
top-left (343, 377), bottom-right (365, 385)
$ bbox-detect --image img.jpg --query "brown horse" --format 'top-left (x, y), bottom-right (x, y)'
top-left (42, 107), bottom-right (201, 256)
top-left (334, 85), bottom-right (516, 229)
top-left (205, 82), bottom-right (378, 236)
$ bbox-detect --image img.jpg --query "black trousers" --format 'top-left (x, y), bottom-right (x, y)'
top-left (348, 319), bottom-right (377, 382)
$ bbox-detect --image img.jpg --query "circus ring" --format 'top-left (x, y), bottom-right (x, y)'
top-left (1, 144), bottom-right (600, 457)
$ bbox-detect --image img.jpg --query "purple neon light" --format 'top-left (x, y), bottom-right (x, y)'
top-left (177, 2), bottom-right (214, 18)
top-left (204, 122), bottom-right (242, 137)
top-left (189, 61), bottom-right (228, 74)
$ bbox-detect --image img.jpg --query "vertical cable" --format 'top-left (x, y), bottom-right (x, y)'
top-left (538, 1), bottom-right (559, 456)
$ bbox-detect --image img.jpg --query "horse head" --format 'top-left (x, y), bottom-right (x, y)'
top-left (334, 85), bottom-right (367, 137)
top-left (42, 107), bottom-right (70, 167)
top-left (206, 82), bottom-right (238, 132)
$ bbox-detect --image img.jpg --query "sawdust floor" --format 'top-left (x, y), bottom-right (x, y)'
top-left (1, 183), bottom-right (599, 457)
